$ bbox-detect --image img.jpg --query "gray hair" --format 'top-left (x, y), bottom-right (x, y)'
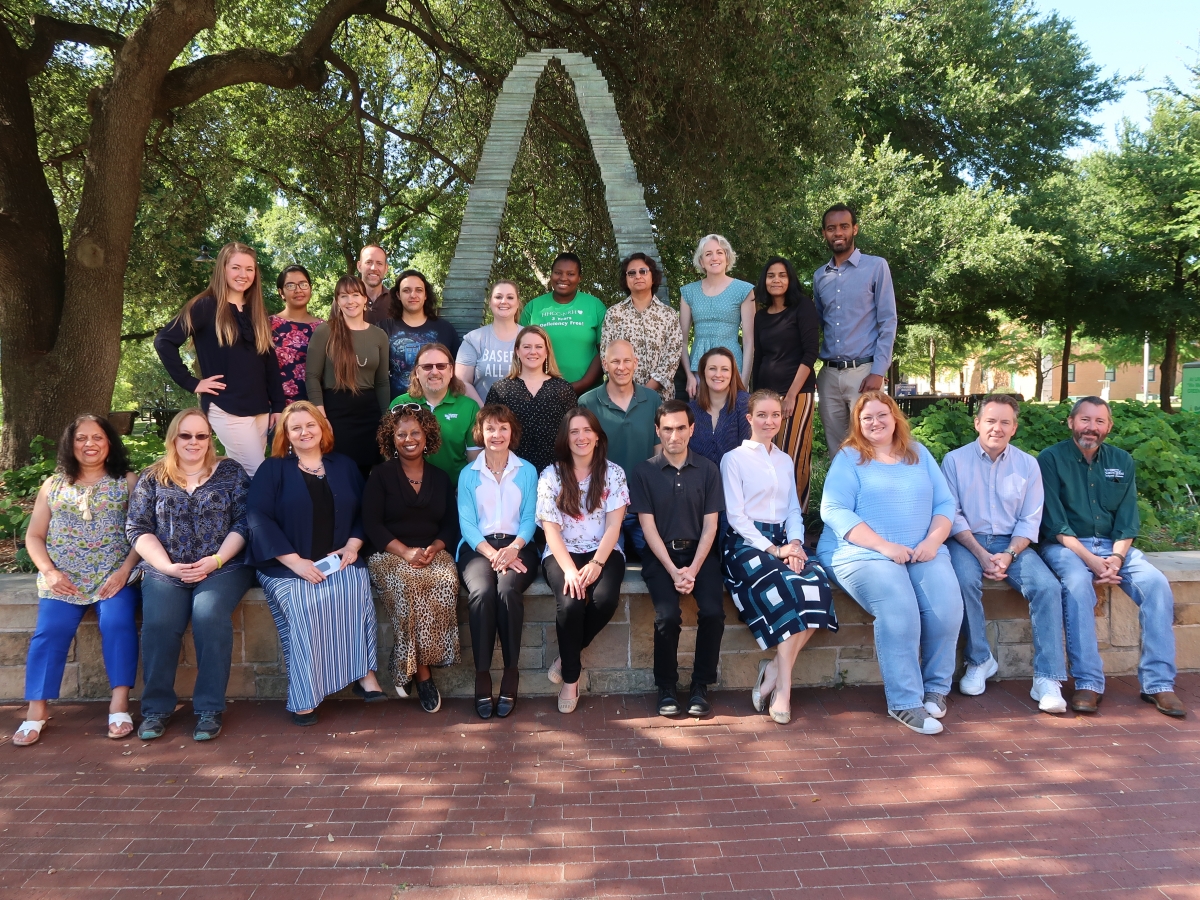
top-left (692, 234), bottom-right (737, 274)
top-left (1070, 395), bottom-right (1111, 417)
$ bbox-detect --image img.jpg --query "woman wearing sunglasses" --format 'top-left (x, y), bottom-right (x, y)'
top-left (125, 409), bottom-right (255, 743)
top-left (270, 265), bottom-right (322, 404)
top-left (389, 343), bottom-right (480, 482)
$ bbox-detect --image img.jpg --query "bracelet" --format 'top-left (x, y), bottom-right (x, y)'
top-left (1109, 552), bottom-right (1126, 562)
top-left (211, 554), bottom-right (224, 569)
top-left (587, 557), bottom-right (605, 569)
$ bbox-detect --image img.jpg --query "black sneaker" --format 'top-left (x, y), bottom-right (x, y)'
top-left (687, 683), bottom-right (712, 718)
top-left (416, 677), bottom-right (442, 714)
top-left (657, 686), bottom-right (681, 717)
top-left (138, 715), bottom-right (169, 741)
top-left (193, 712), bottom-right (222, 741)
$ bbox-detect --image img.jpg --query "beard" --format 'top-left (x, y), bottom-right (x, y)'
top-left (1073, 428), bottom-right (1104, 449)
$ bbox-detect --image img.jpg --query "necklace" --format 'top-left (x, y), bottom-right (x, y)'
top-left (298, 459), bottom-right (325, 478)
top-left (180, 467), bottom-right (205, 477)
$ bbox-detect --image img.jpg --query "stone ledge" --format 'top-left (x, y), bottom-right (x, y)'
top-left (1, 552), bottom-right (1197, 701)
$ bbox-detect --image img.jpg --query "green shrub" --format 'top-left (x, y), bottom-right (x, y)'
top-left (908, 400), bottom-right (975, 461)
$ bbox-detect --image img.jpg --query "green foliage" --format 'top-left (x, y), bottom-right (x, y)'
top-left (1008, 403), bottom-right (1071, 455)
top-left (2, 436), bottom-right (56, 499)
top-left (122, 433), bottom-right (167, 472)
top-left (909, 401), bottom-right (976, 461)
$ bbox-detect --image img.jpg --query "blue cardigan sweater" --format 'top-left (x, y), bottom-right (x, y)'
top-left (455, 454), bottom-right (539, 560)
top-left (247, 453), bottom-right (366, 578)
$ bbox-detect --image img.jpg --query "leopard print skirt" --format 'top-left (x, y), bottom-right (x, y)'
top-left (368, 550), bottom-right (461, 686)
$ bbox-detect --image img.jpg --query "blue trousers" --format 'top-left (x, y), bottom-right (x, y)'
top-left (948, 534), bottom-right (1067, 681)
top-left (1038, 538), bottom-right (1176, 695)
top-left (140, 567), bottom-right (254, 717)
top-left (24, 587), bottom-right (140, 701)
top-left (822, 550), bottom-right (964, 711)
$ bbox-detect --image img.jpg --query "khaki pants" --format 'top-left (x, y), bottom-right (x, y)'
top-left (208, 404), bottom-right (269, 477)
top-left (816, 362), bottom-right (873, 456)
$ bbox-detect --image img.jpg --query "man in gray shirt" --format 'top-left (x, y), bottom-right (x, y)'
top-left (812, 204), bottom-right (897, 453)
top-left (941, 395), bottom-right (1067, 714)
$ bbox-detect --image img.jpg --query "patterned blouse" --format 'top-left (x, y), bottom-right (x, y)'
top-left (37, 474), bottom-right (132, 604)
top-left (270, 315), bottom-right (322, 403)
top-left (600, 297), bottom-right (684, 402)
top-left (125, 458), bottom-right (250, 586)
top-left (535, 460), bottom-right (630, 558)
top-left (688, 391), bottom-right (751, 469)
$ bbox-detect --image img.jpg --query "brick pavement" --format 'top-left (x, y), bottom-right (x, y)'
top-left (2, 674), bottom-right (1199, 900)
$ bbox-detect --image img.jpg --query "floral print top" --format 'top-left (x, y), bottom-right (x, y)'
top-left (37, 474), bottom-right (132, 604)
top-left (125, 458), bottom-right (250, 586)
top-left (600, 297), bottom-right (684, 402)
top-left (270, 315), bottom-right (322, 403)
top-left (535, 460), bottom-right (629, 558)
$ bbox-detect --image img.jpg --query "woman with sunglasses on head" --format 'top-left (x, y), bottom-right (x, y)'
top-left (270, 265), bottom-right (323, 404)
top-left (390, 343), bottom-right (480, 483)
top-left (155, 242), bottom-right (285, 477)
top-left (125, 409), bottom-right (255, 743)
top-left (485, 325), bottom-right (578, 478)
top-left (456, 280), bottom-right (522, 406)
top-left (364, 405), bottom-right (460, 713)
top-left (14, 415), bottom-right (141, 747)
top-left (601, 254), bottom-right (683, 402)
top-left (306, 275), bottom-right (391, 480)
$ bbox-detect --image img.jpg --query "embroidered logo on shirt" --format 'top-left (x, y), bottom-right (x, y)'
top-left (1104, 468), bottom-right (1124, 481)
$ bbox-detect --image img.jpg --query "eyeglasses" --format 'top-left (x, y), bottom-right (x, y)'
top-left (626, 267), bottom-right (651, 277)
top-left (393, 403), bottom-right (422, 415)
top-left (418, 362), bottom-right (450, 372)
top-left (282, 282), bottom-right (310, 291)
top-left (858, 415), bottom-right (891, 425)
top-left (177, 432), bottom-right (211, 441)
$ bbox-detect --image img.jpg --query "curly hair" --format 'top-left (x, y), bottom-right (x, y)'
top-left (377, 404), bottom-right (443, 459)
top-left (56, 414), bottom-right (132, 484)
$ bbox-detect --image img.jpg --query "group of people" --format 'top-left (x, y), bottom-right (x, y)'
top-left (12, 205), bottom-right (1185, 748)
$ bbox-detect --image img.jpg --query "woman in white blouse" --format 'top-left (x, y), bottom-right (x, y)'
top-left (536, 407), bottom-right (628, 713)
top-left (720, 390), bottom-right (838, 724)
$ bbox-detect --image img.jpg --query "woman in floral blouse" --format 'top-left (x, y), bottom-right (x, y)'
top-left (536, 407), bottom-right (628, 714)
top-left (270, 265), bottom-right (323, 404)
top-left (126, 409), bottom-right (255, 743)
top-left (600, 253), bottom-right (683, 403)
top-left (14, 415), bottom-right (141, 747)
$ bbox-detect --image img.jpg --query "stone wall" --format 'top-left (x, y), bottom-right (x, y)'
top-left (1, 552), bottom-right (1197, 700)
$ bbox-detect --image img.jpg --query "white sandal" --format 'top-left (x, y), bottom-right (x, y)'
top-left (13, 720), bottom-right (46, 747)
top-left (108, 712), bottom-right (134, 739)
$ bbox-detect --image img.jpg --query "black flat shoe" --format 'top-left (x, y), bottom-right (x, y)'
top-left (352, 682), bottom-right (387, 703)
top-left (476, 695), bottom-right (494, 719)
top-left (496, 694), bottom-right (517, 718)
top-left (292, 710), bottom-right (318, 727)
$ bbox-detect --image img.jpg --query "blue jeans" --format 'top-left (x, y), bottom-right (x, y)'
top-left (140, 566), bottom-right (255, 717)
top-left (948, 534), bottom-right (1066, 681)
top-left (25, 587), bottom-right (140, 700)
top-left (1038, 537), bottom-right (1176, 695)
top-left (822, 550), bottom-right (964, 711)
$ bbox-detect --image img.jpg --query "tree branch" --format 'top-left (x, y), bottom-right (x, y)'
top-left (367, 6), bottom-right (500, 88)
top-left (22, 14), bottom-right (125, 78)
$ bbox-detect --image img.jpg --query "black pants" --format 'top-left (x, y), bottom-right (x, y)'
top-left (544, 550), bottom-right (626, 684)
top-left (458, 537), bottom-right (540, 672)
top-left (641, 545), bottom-right (725, 689)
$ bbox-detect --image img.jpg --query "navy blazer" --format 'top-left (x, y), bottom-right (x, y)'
top-left (247, 452), bottom-right (366, 578)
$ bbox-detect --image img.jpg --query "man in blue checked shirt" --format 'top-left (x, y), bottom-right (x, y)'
top-left (941, 395), bottom-right (1068, 714)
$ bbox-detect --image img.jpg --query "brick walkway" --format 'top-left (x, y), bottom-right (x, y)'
top-left (2, 675), bottom-right (1199, 900)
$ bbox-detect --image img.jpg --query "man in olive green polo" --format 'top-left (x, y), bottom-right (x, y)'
top-left (390, 344), bottom-right (480, 482)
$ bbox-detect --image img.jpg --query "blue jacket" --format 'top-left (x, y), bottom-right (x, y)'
top-left (456, 454), bottom-right (539, 560)
top-left (247, 453), bottom-right (366, 578)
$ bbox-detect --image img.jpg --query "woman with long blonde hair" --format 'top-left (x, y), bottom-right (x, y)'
top-left (305, 275), bottom-right (391, 479)
top-left (155, 242), bottom-right (285, 476)
top-left (125, 409), bottom-right (254, 743)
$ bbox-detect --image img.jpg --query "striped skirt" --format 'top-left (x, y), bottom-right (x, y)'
top-left (774, 391), bottom-right (816, 513)
top-left (722, 521), bottom-right (838, 650)
top-left (258, 565), bottom-right (378, 713)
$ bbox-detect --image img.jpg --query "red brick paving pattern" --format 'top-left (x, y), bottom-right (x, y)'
top-left (2, 675), bottom-right (1199, 899)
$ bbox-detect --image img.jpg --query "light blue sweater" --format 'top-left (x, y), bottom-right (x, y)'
top-left (817, 443), bottom-right (957, 566)
top-left (456, 455), bottom-right (539, 559)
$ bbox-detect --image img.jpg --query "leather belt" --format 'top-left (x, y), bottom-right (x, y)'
top-left (486, 533), bottom-right (517, 542)
top-left (821, 356), bottom-right (873, 370)
top-left (668, 539), bottom-right (698, 551)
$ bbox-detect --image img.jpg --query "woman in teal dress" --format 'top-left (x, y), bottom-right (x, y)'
top-left (679, 233), bottom-right (756, 398)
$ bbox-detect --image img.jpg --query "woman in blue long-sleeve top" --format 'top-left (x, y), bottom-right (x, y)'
top-left (457, 404), bottom-right (540, 720)
top-left (247, 402), bottom-right (384, 727)
top-left (816, 391), bottom-right (964, 737)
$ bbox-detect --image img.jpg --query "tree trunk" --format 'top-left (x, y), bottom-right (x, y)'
top-left (1033, 323), bottom-right (1046, 401)
top-left (928, 336), bottom-right (936, 393)
top-left (0, 3), bottom-right (217, 466)
top-left (1160, 324), bottom-right (1178, 413)
top-left (1058, 321), bottom-right (1073, 403)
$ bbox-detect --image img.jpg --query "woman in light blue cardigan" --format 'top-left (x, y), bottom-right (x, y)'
top-left (816, 391), bottom-right (964, 736)
top-left (456, 404), bottom-right (539, 720)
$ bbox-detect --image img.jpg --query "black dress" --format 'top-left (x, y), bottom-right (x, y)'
top-left (485, 376), bottom-right (577, 476)
top-left (751, 300), bottom-right (820, 394)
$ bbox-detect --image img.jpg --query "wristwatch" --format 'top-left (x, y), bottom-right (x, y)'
top-left (1002, 547), bottom-right (1019, 560)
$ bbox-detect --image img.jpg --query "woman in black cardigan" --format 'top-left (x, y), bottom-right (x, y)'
top-left (364, 405), bottom-right (459, 714)
top-left (247, 402), bottom-right (384, 726)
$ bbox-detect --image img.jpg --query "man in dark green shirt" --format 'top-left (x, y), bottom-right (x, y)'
top-left (1037, 396), bottom-right (1183, 718)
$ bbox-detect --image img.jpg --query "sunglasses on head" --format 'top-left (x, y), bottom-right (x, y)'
top-left (393, 403), bottom-right (423, 416)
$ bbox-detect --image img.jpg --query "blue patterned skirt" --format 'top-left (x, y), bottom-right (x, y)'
top-left (722, 521), bottom-right (838, 649)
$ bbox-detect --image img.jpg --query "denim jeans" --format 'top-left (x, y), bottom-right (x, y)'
top-left (822, 550), bottom-right (964, 711)
top-left (1038, 537), bottom-right (1176, 695)
top-left (140, 566), bottom-right (255, 717)
top-left (948, 534), bottom-right (1067, 681)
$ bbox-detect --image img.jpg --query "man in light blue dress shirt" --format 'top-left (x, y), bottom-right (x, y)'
top-left (941, 395), bottom-right (1068, 714)
top-left (812, 204), bottom-right (898, 456)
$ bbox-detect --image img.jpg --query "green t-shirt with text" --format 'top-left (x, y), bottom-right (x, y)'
top-left (519, 291), bottom-right (607, 383)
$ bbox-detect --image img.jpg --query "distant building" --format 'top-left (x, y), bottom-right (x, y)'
top-left (904, 357), bottom-right (1183, 402)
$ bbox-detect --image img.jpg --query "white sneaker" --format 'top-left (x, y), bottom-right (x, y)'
top-left (958, 655), bottom-right (999, 696)
top-left (923, 692), bottom-right (947, 719)
top-left (889, 707), bottom-right (943, 735)
top-left (1030, 677), bottom-right (1067, 714)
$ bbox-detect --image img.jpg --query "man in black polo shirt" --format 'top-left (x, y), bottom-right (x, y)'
top-left (630, 399), bottom-right (726, 718)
